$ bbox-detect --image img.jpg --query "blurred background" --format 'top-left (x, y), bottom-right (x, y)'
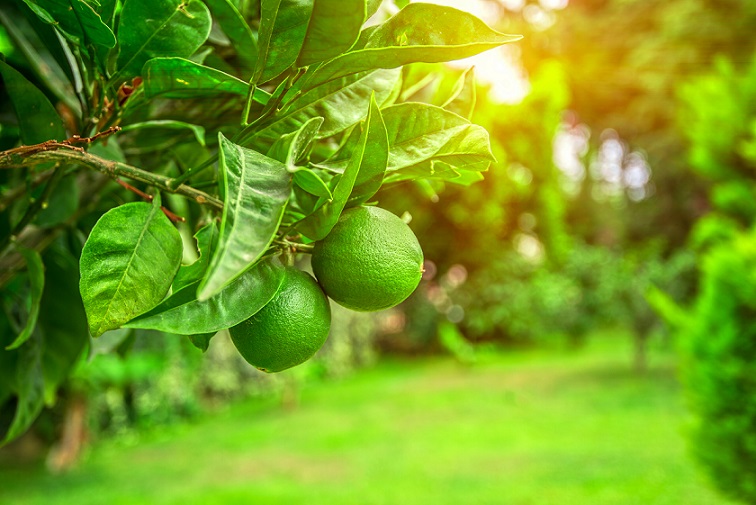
top-left (2, 0), bottom-right (756, 503)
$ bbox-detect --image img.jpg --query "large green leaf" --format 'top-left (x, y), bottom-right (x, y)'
top-left (172, 221), bottom-right (220, 292)
top-left (297, 0), bottom-right (366, 67)
top-left (5, 246), bottom-right (44, 351)
top-left (125, 258), bottom-right (285, 334)
top-left (297, 95), bottom-right (385, 240)
top-left (302, 3), bottom-right (521, 90)
top-left (23, 0), bottom-right (116, 48)
top-left (115, 0), bottom-right (212, 80)
top-left (142, 58), bottom-right (270, 103)
top-left (0, 60), bottom-right (66, 144)
top-left (253, 0), bottom-right (313, 84)
top-left (79, 197), bottom-right (183, 337)
top-left (203, 0), bottom-right (258, 73)
top-left (198, 134), bottom-right (291, 300)
top-left (322, 103), bottom-right (494, 174)
top-left (250, 68), bottom-right (400, 149)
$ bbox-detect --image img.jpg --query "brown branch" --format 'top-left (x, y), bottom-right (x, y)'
top-left (115, 179), bottom-right (187, 223)
top-left (0, 144), bottom-right (223, 210)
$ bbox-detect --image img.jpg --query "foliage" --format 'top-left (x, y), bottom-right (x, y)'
top-left (0, 0), bottom-right (520, 446)
top-left (679, 230), bottom-right (756, 504)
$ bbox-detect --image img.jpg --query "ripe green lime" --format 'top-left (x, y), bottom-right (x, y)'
top-left (311, 206), bottom-right (424, 312)
top-left (229, 267), bottom-right (331, 373)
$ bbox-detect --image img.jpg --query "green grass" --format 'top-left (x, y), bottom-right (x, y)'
top-left (0, 339), bottom-right (733, 505)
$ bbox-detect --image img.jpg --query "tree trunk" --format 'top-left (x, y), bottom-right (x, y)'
top-left (46, 394), bottom-right (88, 473)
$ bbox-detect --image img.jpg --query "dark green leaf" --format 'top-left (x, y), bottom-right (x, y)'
top-left (25, 0), bottom-right (116, 48)
top-left (125, 258), bottom-right (285, 334)
top-left (36, 174), bottom-right (79, 227)
top-left (187, 332), bottom-right (216, 352)
top-left (297, 95), bottom-right (384, 240)
top-left (0, 60), bottom-right (66, 144)
top-left (302, 3), bottom-right (521, 90)
top-left (115, 0), bottom-right (212, 80)
top-left (1, 332), bottom-right (44, 446)
top-left (198, 134), bottom-right (291, 300)
top-left (79, 197), bottom-right (183, 337)
top-left (267, 116), bottom-right (324, 170)
top-left (253, 0), bottom-right (313, 84)
top-left (143, 57), bottom-right (269, 103)
top-left (251, 68), bottom-right (400, 149)
top-left (173, 221), bottom-right (220, 292)
top-left (294, 168), bottom-right (332, 198)
top-left (297, 0), bottom-right (366, 67)
top-left (323, 103), bottom-right (494, 174)
top-left (204, 0), bottom-right (258, 72)
top-left (442, 66), bottom-right (477, 120)
top-left (5, 246), bottom-right (44, 351)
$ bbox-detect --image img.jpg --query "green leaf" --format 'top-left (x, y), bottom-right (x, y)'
top-left (1, 332), bottom-right (44, 446)
top-left (267, 116), bottom-right (324, 170)
top-left (302, 3), bottom-right (521, 90)
top-left (25, 0), bottom-right (116, 48)
top-left (323, 103), bottom-right (494, 174)
top-left (79, 197), bottom-right (183, 337)
top-left (143, 57), bottom-right (269, 103)
top-left (0, 60), bottom-right (66, 144)
top-left (294, 168), bottom-right (332, 198)
top-left (120, 120), bottom-right (207, 147)
top-left (173, 221), bottom-right (220, 292)
top-left (187, 332), bottom-right (216, 352)
top-left (366, 0), bottom-right (383, 18)
top-left (125, 258), bottom-right (285, 334)
top-left (203, 0), bottom-right (258, 73)
top-left (253, 0), bottom-right (313, 84)
top-left (297, 0), bottom-right (366, 67)
top-left (5, 246), bottom-right (45, 351)
top-left (198, 134), bottom-right (291, 300)
top-left (36, 174), bottom-right (79, 227)
top-left (115, 0), bottom-right (212, 80)
top-left (297, 94), bottom-right (384, 240)
top-left (38, 247), bottom-right (88, 404)
top-left (348, 100), bottom-right (389, 205)
top-left (251, 68), bottom-right (400, 149)
top-left (442, 66), bottom-right (477, 120)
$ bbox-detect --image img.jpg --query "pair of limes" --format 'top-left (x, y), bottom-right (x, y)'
top-left (229, 206), bottom-right (424, 373)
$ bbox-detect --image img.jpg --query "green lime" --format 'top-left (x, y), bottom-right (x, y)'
top-left (229, 267), bottom-right (331, 373)
top-left (311, 206), bottom-right (424, 312)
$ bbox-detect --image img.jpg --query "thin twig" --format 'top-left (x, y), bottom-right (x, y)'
top-left (115, 179), bottom-right (186, 223)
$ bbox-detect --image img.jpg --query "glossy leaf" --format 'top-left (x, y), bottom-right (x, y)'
top-left (23, 0), bottom-right (116, 48)
top-left (267, 116), bottom-right (324, 170)
top-left (198, 134), bottom-right (291, 300)
top-left (302, 3), bottom-right (521, 90)
top-left (253, 0), bottom-right (313, 84)
top-left (126, 258), bottom-right (285, 334)
top-left (5, 246), bottom-right (44, 350)
top-left (115, 0), bottom-right (212, 80)
top-left (297, 0), bottom-right (366, 67)
top-left (173, 221), bottom-right (220, 292)
top-left (252, 68), bottom-right (400, 149)
top-left (0, 60), bottom-right (66, 144)
top-left (203, 0), bottom-right (257, 72)
top-left (323, 103), bottom-right (494, 174)
top-left (79, 197), bottom-right (183, 337)
top-left (121, 120), bottom-right (207, 147)
top-left (187, 332), bottom-right (216, 352)
top-left (297, 95), bottom-right (385, 240)
top-left (442, 66), bottom-right (477, 120)
top-left (143, 58), bottom-right (270, 103)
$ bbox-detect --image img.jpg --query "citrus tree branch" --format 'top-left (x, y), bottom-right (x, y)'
top-left (0, 145), bottom-right (223, 210)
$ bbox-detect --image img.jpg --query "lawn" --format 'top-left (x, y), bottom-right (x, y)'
top-left (0, 339), bottom-right (732, 505)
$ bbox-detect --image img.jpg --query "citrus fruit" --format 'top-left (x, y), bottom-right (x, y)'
top-left (311, 206), bottom-right (424, 312)
top-left (229, 266), bottom-right (331, 373)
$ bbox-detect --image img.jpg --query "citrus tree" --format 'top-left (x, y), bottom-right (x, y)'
top-left (0, 0), bottom-right (519, 446)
